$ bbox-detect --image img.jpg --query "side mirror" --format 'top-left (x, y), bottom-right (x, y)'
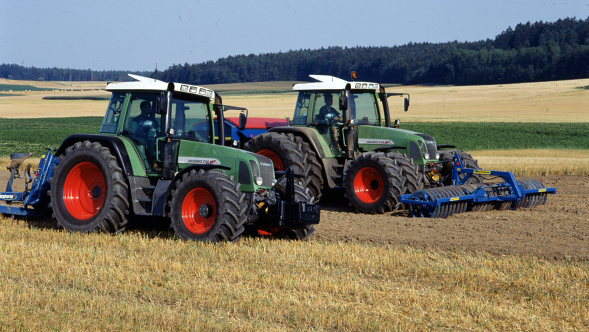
top-left (404, 97), bottom-right (410, 112)
top-left (238, 112), bottom-right (247, 131)
top-left (156, 92), bottom-right (167, 115)
top-left (339, 95), bottom-right (348, 111)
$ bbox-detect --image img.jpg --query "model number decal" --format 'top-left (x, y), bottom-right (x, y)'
top-left (358, 138), bottom-right (394, 145)
top-left (260, 162), bottom-right (272, 167)
top-left (0, 194), bottom-right (16, 200)
top-left (473, 170), bottom-right (491, 175)
top-left (178, 157), bottom-right (220, 165)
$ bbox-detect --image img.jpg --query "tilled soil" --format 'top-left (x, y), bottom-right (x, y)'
top-left (314, 175), bottom-right (589, 261)
top-left (1, 170), bottom-right (587, 261)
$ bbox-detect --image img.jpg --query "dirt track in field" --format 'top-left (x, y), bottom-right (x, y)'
top-left (313, 175), bottom-right (589, 261)
top-left (1, 171), bottom-right (587, 261)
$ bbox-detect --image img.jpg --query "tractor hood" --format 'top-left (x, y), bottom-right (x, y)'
top-left (357, 126), bottom-right (439, 165)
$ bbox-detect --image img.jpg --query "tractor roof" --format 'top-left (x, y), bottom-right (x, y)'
top-left (292, 75), bottom-right (380, 91)
top-left (105, 74), bottom-right (216, 101)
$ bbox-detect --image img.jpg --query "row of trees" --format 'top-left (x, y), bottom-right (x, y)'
top-left (157, 17), bottom-right (589, 85)
top-left (2, 17), bottom-right (588, 85)
top-left (0, 64), bottom-right (150, 82)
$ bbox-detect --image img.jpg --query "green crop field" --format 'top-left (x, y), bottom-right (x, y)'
top-left (0, 118), bottom-right (587, 158)
top-left (0, 117), bottom-right (102, 157)
top-left (401, 122), bottom-right (589, 151)
top-left (0, 84), bottom-right (51, 92)
top-left (42, 95), bottom-right (110, 101)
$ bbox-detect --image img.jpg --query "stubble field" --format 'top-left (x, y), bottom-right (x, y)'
top-left (0, 77), bottom-right (588, 330)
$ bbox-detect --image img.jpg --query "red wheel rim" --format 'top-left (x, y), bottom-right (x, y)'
top-left (257, 149), bottom-right (284, 171)
top-left (181, 187), bottom-right (216, 234)
top-left (63, 161), bottom-right (105, 220)
top-left (353, 167), bottom-right (384, 203)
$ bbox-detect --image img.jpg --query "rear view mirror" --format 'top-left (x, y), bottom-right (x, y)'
top-left (239, 112), bottom-right (247, 131)
top-left (156, 92), bottom-right (167, 115)
top-left (339, 95), bottom-right (348, 111)
top-left (404, 98), bottom-right (410, 112)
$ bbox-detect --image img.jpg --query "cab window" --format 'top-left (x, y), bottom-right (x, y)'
top-left (170, 99), bottom-right (211, 143)
top-left (350, 92), bottom-right (379, 125)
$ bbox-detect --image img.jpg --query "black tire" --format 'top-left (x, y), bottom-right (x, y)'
top-left (386, 151), bottom-right (423, 195)
top-left (244, 132), bottom-right (306, 178)
top-left (49, 141), bottom-right (130, 233)
top-left (291, 135), bottom-right (324, 202)
top-left (344, 151), bottom-right (404, 214)
top-left (439, 149), bottom-right (483, 186)
top-left (168, 169), bottom-right (247, 242)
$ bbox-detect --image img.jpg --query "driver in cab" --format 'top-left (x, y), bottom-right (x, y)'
top-left (316, 93), bottom-right (341, 122)
top-left (131, 101), bottom-right (153, 129)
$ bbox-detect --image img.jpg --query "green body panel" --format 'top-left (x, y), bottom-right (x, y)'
top-left (357, 126), bottom-right (438, 165)
top-left (95, 133), bottom-right (148, 177)
top-left (176, 140), bottom-right (268, 192)
top-left (291, 124), bottom-right (340, 158)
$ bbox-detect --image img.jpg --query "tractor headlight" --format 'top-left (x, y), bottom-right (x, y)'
top-left (255, 176), bottom-right (264, 186)
top-left (271, 178), bottom-right (277, 186)
top-left (436, 153), bottom-right (440, 160)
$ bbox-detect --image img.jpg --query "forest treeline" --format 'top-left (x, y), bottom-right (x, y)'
top-left (0, 66), bottom-right (151, 82)
top-left (2, 17), bottom-right (588, 85)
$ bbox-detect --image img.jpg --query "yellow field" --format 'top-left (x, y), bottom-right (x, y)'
top-left (4, 148), bottom-right (589, 176)
top-left (1, 77), bottom-right (588, 122)
top-left (475, 149), bottom-right (589, 176)
top-left (0, 218), bottom-right (586, 331)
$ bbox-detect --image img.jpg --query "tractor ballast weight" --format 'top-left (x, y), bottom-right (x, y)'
top-left (399, 154), bottom-right (556, 218)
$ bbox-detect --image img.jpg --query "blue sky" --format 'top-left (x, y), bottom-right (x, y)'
top-left (2, 0), bottom-right (588, 71)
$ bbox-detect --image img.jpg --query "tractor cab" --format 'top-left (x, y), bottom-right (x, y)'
top-left (101, 77), bottom-right (217, 176)
top-left (291, 73), bottom-right (438, 166)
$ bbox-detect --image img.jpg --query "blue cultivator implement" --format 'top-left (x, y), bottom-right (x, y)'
top-left (0, 149), bottom-right (58, 218)
top-left (399, 154), bottom-right (556, 218)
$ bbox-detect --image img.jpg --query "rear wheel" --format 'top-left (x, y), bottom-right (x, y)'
top-left (49, 141), bottom-right (129, 233)
top-left (244, 132), bottom-right (323, 203)
top-left (291, 135), bottom-right (324, 202)
top-left (244, 132), bottom-right (305, 174)
top-left (439, 149), bottom-right (483, 186)
top-left (169, 169), bottom-right (247, 242)
top-left (344, 152), bottom-right (403, 214)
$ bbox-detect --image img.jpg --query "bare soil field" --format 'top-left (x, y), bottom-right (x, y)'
top-left (314, 175), bottom-right (588, 261)
top-left (2, 170), bottom-right (586, 261)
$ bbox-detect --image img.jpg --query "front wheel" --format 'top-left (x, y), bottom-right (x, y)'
top-left (169, 169), bottom-right (247, 242)
top-left (49, 141), bottom-right (130, 233)
top-left (344, 152), bottom-right (403, 214)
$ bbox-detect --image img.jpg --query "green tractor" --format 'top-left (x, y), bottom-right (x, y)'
top-left (244, 73), bottom-right (481, 214)
top-left (47, 75), bottom-right (319, 241)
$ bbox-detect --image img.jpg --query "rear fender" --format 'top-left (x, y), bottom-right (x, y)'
top-left (55, 134), bottom-right (145, 177)
top-left (268, 126), bottom-right (328, 158)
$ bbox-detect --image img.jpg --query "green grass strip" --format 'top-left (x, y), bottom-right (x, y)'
top-left (0, 117), bottom-right (102, 156)
top-left (0, 84), bottom-right (51, 92)
top-left (42, 96), bottom-right (110, 100)
top-left (0, 119), bottom-right (587, 157)
top-left (401, 122), bottom-right (589, 151)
